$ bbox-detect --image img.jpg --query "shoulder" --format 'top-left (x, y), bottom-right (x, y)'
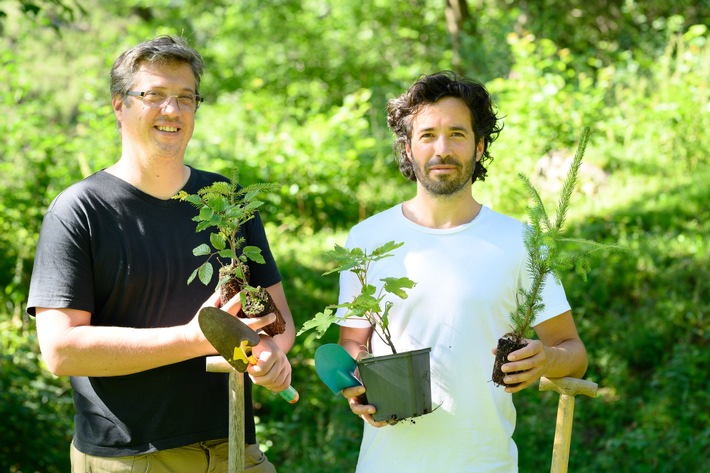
top-left (184, 167), bottom-right (229, 191)
top-left (351, 205), bottom-right (401, 231)
top-left (479, 206), bottom-right (524, 230)
top-left (347, 205), bottom-right (402, 247)
top-left (46, 172), bottom-right (114, 215)
top-left (478, 206), bottom-right (527, 239)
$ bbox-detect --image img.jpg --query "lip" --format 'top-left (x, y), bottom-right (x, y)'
top-left (154, 124), bottom-right (181, 134)
top-left (428, 165), bottom-right (458, 172)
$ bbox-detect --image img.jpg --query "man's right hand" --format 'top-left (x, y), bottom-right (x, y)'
top-left (342, 385), bottom-right (389, 428)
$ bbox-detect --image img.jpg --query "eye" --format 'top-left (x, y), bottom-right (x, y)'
top-left (177, 94), bottom-right (196, 106)
top-left (144, 91), bottom-right (166, 103)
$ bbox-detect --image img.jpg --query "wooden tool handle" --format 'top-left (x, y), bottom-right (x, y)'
top-left (539, 377), bottom-right (599, 473)
top-left (539, 376), bottom-right (598, 398)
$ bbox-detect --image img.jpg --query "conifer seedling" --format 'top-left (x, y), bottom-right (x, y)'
top-left (492, 126), bottom-right (619, 386)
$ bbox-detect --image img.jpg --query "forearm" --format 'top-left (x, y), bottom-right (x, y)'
top-left (264, 282), bottom-right (295, 354)
top-left (264, 321), bottom-right (295, 355)
top-left (339, 326), bottom-right (372, 360)
top-left (542, 337), bottom-right (588, 379)
top-left (39, 324), bottom-right (212, 377)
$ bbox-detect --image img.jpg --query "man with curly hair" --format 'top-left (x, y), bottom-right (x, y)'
top-left (337, 72), bottom-right (588, 472)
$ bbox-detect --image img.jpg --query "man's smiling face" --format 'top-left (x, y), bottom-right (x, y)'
top-left (113, 61), bottom-right (197, 163)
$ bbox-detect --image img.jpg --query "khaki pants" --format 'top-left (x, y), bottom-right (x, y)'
top-left (70, 439), bottom-right (277, 473)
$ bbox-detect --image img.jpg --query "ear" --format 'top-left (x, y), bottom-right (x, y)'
top-left (405, 141), bottom-right (413, 161)
top-left (475, 138), bottom-right (485, 162)
top-left (112, 95), bottom-right (124, 117)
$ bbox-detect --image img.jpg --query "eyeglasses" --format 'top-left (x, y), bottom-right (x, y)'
top-left (126, 90), bottom-right (204, 111)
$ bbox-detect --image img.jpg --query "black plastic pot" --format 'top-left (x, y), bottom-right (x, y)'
top-left (356, 347), bottom-right (432, 423)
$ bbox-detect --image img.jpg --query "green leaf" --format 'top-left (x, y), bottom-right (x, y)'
top-left (193, 244), bottom-right (211, 256)
top-left (199, 207), bottom-right (214, 221)
top-left (322, 245), bottom-right (362, 275)
top-left (297, 308), bottom-right (338, 338)
top-left (242, 245), bottom-right (265, 264)
top-left (197, 262), bottom-right (214, 286)
top-left (371, 241), bottom-right (404, 257)
top-left (218, 249), bottom-right (236, 259)
top-left (210, 233), bottom-right (226, 251)
top-left (382, 277), bottom-right (416, 299)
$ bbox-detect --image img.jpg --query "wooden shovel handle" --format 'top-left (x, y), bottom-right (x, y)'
top-left (539, 377), bottom-right (598, 473)
top-left (539, 376), bottom-right (598, 398)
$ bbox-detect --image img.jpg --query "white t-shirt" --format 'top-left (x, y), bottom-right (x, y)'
top-left (338, 204), bottom-right (571, 473)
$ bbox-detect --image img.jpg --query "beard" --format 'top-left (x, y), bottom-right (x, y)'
top-left (411, 154), bottom-right (476, 196)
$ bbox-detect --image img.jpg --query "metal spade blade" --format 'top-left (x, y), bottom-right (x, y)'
top-left (199, 307), bottom-right (299, 403)
top-left (199, 307), bottom-right (261, 373)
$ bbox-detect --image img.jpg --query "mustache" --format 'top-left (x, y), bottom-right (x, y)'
top-left (426, 156), bottom-right (460, 167)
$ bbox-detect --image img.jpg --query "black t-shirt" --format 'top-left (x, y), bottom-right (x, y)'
top-left (27, 167), bottom-right (281, 456)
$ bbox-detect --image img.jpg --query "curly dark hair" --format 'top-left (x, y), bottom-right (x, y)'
top-left (386, 71), bottom-right (502, 183)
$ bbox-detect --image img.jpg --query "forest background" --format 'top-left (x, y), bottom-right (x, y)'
top-left (1, 0), bottom-right (708, 472)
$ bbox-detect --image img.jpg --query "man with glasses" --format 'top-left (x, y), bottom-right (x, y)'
top-left (27, 35), bottom-right (294, 472)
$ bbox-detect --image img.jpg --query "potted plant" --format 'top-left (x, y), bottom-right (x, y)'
top-left (173, 171), bottom-right (286, 337)
top-left (299, 241), bottom-right (433, 424)
top-left (492, 127), bottom-right (618, 386)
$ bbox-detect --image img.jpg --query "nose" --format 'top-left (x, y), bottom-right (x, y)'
top-left (161, 95), bottom-right (182, 114)
top-left (434, 135), bottom-right (452, 156)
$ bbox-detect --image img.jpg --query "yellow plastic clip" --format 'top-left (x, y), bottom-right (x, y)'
top-left (233, 339), bottom-right (258, 366)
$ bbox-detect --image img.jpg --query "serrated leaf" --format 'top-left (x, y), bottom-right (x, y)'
top-left (371, 241), bottom-right (404, 257)
top-left (242, 245), bottom-right (265, 264)
top-left (297, 308), bottom-right (338, 338)
top-left (382, 277), bottom-right (416, 299)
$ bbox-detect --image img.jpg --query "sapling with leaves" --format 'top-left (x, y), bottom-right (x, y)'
top-left (492, 127), bottom-right (619, 386)
top-left (298, 240), bottom-right (416, 355)
top-left (173, 171), bottom-right (286, 337)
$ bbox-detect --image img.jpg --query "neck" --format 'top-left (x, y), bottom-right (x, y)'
top-left (106, 154), bottom-right (191, 200)
top-left (402, 190), bottom-right (481, 229)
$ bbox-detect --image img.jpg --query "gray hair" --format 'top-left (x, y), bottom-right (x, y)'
top-left (110, 35), bottom-right (205, 99)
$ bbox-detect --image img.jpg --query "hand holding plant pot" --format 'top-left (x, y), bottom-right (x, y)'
top-left (173, 172), bottom-right (286, 337)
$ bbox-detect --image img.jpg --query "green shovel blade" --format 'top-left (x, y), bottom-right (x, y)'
top-left (315, 344), bottom-right (362, 395)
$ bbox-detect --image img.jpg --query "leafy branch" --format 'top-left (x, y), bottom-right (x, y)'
top-left (173, 170), bottom-right (277, 294)
top-left (298, 241), bottom-right (416, 354)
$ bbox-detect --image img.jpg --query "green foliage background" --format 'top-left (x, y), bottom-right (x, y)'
top-left (1, 1), bottom-right (708, 472)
